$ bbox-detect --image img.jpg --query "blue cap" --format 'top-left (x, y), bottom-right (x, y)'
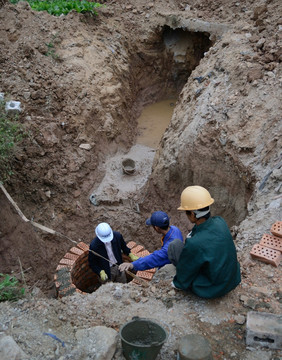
top-left (146, 211), bottom-right (170, 227)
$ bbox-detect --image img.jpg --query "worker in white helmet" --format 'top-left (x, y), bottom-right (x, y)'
top-left (169, 185), bottom-right (241, 299)
top-left (88, 222), bottom-right (139, 284)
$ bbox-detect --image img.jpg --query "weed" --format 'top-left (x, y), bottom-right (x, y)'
top-left (45, 37), bottom-right (61, 60)
top-left (0, 273), bottom-right (25, 302)
top-left (9, 0), bottom-right (102, 16)
top-left (0, 100), bottom-right (25, 182)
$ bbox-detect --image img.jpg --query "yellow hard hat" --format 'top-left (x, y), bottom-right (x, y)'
top-left (178, 185), bottom-right (214, 211)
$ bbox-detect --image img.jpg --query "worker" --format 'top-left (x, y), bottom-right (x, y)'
top-left (118, 211), bottom-right (183, 273)
top-left (170, 185), bottom-right (241, 299)
top-left (88, 222), bottom-right (139, 284)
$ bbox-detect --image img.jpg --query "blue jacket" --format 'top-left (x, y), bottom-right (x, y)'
top-left (88, 231), bottom-right (131, 279)
top-left (132, 225), bottom-right (183, 271)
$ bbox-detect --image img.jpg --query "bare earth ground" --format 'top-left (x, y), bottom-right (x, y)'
top-left (0, 0), bottom-right (281, 359)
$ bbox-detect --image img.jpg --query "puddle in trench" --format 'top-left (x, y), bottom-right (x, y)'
top-left (89, 99), bottom-right (176, 205)
top-left (137, 98), bottom-right (177, 148)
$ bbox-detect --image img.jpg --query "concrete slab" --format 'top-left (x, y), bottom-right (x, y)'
top-left (246, 311), bottom-right (282, 350)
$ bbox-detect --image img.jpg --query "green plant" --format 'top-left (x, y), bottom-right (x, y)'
top-left (45, 36), bottom-right (61, 60)
top-left (9, 0), bottom-right (102, 16)
top-left (0, 273), bottom-right (25, 302)
top-left (0, 100), bottom-right (25, 182)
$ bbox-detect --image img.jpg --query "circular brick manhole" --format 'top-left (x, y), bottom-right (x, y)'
top-left (54, 241), bottom-right (156, 298)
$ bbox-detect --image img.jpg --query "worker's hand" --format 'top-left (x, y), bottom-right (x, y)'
top-left (119, 262), bottom-right (133, 272)
top-left (129, 252), bottom-right (139, 261)
top-left (100, 270), bottom-right (108, 282)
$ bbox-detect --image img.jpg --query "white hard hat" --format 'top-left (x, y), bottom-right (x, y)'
top-left (95, 222), bottom-right (113, 243)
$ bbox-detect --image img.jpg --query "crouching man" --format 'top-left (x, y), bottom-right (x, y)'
top-left (169, 186), bottom-right (241, 299)
top-left (119, 211), bottom-right (183, 273)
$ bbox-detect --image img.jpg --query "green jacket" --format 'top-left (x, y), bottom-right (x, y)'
top-left (173, 216), bottom-right (241, 299)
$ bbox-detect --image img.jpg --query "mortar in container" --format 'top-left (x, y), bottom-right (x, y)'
top-left (120, 316), bottom-right (168, 360)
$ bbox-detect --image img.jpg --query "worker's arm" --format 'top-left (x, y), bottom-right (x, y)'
top-left (131, 245), bottom-right (171, 271)
top-left (88, 247), bottom-right (103, 276)
top-left (119, 233), bottom-right (131, 256)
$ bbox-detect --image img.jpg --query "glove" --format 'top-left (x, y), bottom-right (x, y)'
top-left (119, 262), bottom-right (133, 272)
top-left (129, 253), bottom-right (139, 261)
top-left (100, 270), bottom-right (108, 282)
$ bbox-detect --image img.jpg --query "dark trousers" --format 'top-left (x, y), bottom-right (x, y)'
top-left (167, 238), bottom-right (184, 266)
top-left (110, 264), bottom-right (127, 283)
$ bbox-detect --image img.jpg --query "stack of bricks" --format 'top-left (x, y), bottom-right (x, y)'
top-left (127, 241), bottom-right (156, 285)
top-left (54, 241), bottom-right (156, 298)
top-left (250, 221), bottom-right (282, 267)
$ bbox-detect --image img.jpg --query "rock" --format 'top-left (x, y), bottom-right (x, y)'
top-left (75, 326), bottom-right (118, 360)
top-left (79, 143), bottom-right (92, 150)
top-left (256, 38), bottom-right (266, 49)
top-left (152, 264), bottom-right (176, 283)
top-left (113, 286), bottom-right (123, 299)
top-left (247, 66), bottom-right (263, 82)
top-left (249, 286), bottom-right (269, 296)
top-left (0, 335), bottom-right (29, 360)
top-left (234, 314), bottom-right (246, 325)
top-left (177, 334), bottom-right (213, 360)
top-left (74, 190), bottom-right (81, 198)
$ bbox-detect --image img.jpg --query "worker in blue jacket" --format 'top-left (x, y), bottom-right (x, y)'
top-left (170, 186), bottom-right (241, 299)
top-left (88, 222), bottom-right (139, 284)
top-left (119, 211), bottom-right (183, 272)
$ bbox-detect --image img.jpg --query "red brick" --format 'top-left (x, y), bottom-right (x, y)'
top-left (64, 253), bottom-right (79, 261)
top-left (127, 241), bottom-right (137, 249)
top-left (136, 250), bottom-right (150, 257)
top-left (136, 270), bottom-right (154, 280)
top-left (250, 244), bottom-right (281, 267)
top-left (59, 258), bottom-right (76, 267)
top-left (131, 245), bottom-right (144, 254)
top-left (146, 268), bottom-right (156, 274)
top-left (69, 247), bottom-right (85, 256)
top-left (131, 278), bottom-right (145, 286)
top-left (58, 284), bottom-right (76, 297)
top-left (76, 289), bottom-right (87, 295)
top-left (77, 242), bottom-right (89, 251)
top-left (56, 264), bottom-right (69, 271)
top-left (271, 221), bottom-right (282, 238)
top-left (260, 234), bottom-right (282, 252)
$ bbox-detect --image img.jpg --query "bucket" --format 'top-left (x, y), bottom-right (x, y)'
top-left (120, 317), bottom-right (168, 360)
top-left (122, 158), bottom-right (136, 175)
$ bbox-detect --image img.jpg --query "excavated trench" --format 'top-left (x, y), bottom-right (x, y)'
top-left (56, 25), bottom-right (223, 296)
top-left (88, 24), bottom-right (213, 209)
top-left (57, 22), bottom-right (254, 295)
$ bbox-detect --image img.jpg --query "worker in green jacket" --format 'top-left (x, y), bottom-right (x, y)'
top-left (169, 185), bottom-right (241, 299)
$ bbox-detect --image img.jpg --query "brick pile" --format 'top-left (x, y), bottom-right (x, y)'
top-left (54, 241), bottom-right (156, 298)
top-left (129, 241), bottom-right (156, 285)
top-left (250, 221), bottom-right (282, 267)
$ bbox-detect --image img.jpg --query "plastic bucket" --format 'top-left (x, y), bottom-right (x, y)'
top-left (120, 317), bottom-right (168, 360)
top-left (122, 158), bottom-right (136, 175)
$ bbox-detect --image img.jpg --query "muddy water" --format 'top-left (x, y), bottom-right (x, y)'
top-left (136, 99), bottom-right (177, 148)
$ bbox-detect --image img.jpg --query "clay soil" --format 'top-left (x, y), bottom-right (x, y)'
top-left (0, 0), bottom-right (281, 359)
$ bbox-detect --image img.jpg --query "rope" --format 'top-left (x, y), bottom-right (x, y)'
top-left (0, 183), bottom-right (149, 287)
